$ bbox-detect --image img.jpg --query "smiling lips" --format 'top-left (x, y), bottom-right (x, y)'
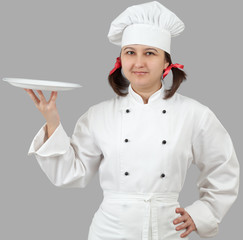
top-left (132, 71), bottom-right (148, 75)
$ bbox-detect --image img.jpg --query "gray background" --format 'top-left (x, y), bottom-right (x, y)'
top-left (0, 0), bottom-right (242, 239)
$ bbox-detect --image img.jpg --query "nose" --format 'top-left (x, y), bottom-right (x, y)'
top-left (133, 55), bottom-right (146, 68)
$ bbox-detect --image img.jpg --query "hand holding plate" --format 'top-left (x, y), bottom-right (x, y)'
top-left (24, 89), bottom-right (60, 137)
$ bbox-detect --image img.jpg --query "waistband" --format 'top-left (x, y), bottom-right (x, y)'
top-left (103, 190), bottom-right (179, 203)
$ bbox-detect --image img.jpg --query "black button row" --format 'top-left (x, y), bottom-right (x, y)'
top-left (125, 109), bottom-right (166, 114)
top-left (125, 109), bottom-right (167, 143)
top-left (124, 139), bottom-right (167, 144)
top-left (123, 108), bottom-right (166, 179)
top-left (124, 172), bottom-right (165, 178)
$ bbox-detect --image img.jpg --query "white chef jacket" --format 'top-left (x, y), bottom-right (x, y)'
top-left (27, 82), bottom-right (240, 240)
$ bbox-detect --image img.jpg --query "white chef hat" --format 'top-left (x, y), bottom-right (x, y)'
top-left (107, 1), bottom-right (185, 54)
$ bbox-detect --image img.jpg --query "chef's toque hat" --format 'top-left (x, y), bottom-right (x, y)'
top-left (107, 1), bottom-right (185, 54)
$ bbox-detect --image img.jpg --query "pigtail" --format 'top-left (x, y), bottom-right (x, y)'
top-left (108, 67), bottom-right (129, 96)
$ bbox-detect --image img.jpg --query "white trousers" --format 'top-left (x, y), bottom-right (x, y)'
top-left (88, 190), bottom-right (189, 240)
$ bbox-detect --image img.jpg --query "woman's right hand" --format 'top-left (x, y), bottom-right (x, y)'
top-left (24, 89), bottom-right (60, 137)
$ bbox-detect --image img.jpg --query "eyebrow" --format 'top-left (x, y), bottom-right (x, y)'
top-left (123, 47), bottom-right (158, 53)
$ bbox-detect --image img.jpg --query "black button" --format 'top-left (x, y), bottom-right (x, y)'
top-left (162, 110), bottom-right (166, 114)
top-left (161, 173), bottom-right (165, 178)
top-left (125, 172), bottom-right (129, 176)
top-left (125, 139), bottom-right (129, 142)
top-left (126, 109), bottom-right (130, 113)
top-left (162, 140), bottom-right (167, 144)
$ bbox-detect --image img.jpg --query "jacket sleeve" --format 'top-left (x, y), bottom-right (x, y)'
top-left (184, 107), bottom-right (240, 238)
top-left (27, 106), bottom-right (103, 188)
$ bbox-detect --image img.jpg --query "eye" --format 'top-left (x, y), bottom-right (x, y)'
top-left (126, 51), bottom-right (134, 55)
top-left (146, 52), bottom-right (155, 55)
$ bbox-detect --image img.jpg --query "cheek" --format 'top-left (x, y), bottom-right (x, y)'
top-left (121, 56), bottom-right (134, 69)
top-left (121, 63), bottom-right (132, 73)
top-left (149, 63), bottom-right (164, 75)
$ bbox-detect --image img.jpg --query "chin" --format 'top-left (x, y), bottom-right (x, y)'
top-left (131, 80), bottom-right (150, 87)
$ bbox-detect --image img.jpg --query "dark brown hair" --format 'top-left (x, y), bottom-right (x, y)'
top-left (108, 51), bottom-right (187, 100)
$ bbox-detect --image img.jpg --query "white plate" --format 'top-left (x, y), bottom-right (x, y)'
top-left (2, 78), bottom-right (82, 91)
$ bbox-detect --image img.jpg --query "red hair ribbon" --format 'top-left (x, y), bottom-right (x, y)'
top-left (109, 57), bottom-right (121, 75)
top-left (163, 63), bottom-right (184, 79)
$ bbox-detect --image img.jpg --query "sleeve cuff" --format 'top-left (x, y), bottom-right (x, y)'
top-left (27, 122), bottom-right (70, 157)
top-left (185, 200), bottom-right (218, 238)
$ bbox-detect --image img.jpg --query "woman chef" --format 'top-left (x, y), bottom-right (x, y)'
top-left (25, 1), bottom-right (240, 240)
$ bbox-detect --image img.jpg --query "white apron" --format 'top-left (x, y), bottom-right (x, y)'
top-left (88, 190), bottom-right (188, 240)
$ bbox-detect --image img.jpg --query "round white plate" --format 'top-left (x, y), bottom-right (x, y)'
top-left (2, 78), bottom-right (82, 91)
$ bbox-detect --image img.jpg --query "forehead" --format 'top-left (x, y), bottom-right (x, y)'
top-left (122, 44), bottom-right (162, 52)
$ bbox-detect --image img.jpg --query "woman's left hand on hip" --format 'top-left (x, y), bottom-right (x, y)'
top-left (173, 207), bottom-right (197, 238)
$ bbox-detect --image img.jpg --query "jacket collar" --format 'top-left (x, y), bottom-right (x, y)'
top-left (119, 80), bottom-right (177, 111)
top-left (128, 81), bottom-right (166, 105)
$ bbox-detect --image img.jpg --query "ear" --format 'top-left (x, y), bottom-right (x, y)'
top-left (164, 62), bottom-right (170, 70)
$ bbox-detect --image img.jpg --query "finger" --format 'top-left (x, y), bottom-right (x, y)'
top-left (176, 208), bottom-right (185, 214)
top-left (36, 90), bottom-right (47, 102)
top-left (180, 225), bottom-right (193, 238)
top-left (173, 215), bottom-right (187, 225)
top-left (175, 220), bottom-right (190, 231)
top-left (25, 89), bottom-right (40, 105)
top-left (48, 91), bottom-right (58, 103)
top-left (47, 91), bottom-right (54, 103)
